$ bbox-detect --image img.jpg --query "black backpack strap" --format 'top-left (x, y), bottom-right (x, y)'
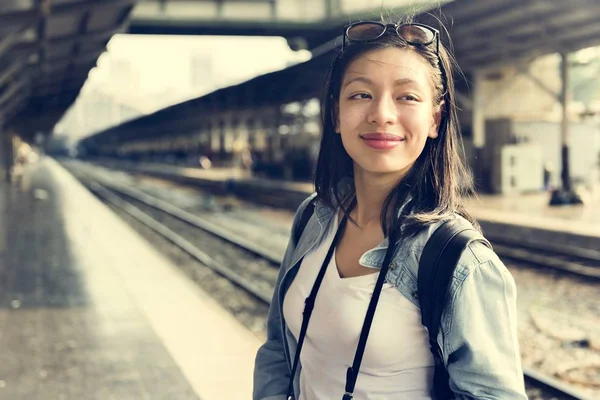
top-left (342, 227), bottom-right (399, 400)
top-left (418, 218), bottom-right (491, 399)
top-left (292, 196), bottom-right (316, 246)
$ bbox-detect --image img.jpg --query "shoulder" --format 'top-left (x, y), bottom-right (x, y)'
top-left (393, 213), bottom-right (481, 284)
top-left (446, 222), bottom-right (517, 315)
top-left (424, 214), bottom-right (509, 286)
top-left (435, 218), bottom-right (518, 335)
top-left (403, 213), bottom-right (478, 254)
top-left (292, 193), bottom-right (318, 226)
top-left (403, 213), bottom-right (503, 279)
top-left (290, 193), bottom-right (322, 247)
top-left (456, 239), bottom-right (515, 289)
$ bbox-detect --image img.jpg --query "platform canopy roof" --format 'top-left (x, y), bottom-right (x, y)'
top-left (0, 0), bottom-right (136, 140)
top-left (439, 0), bottom-right (600, 68)
top-left (82, 0), bottom-right (600, 147)
top-left (297, 0), bottom-right (600, 70)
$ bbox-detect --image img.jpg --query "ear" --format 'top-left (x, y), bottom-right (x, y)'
top-left (428, 101), bottom-right (444, 139)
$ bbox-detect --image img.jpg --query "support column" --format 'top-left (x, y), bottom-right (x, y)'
top-left (218, 120), bottom-right (226, 161)
top-left (0, 120), bottom-right (4, 182)
top-left (299, 100), bottom-right (309, 135)
top-left (325, 0), bottom-right (333, 17)
top-left (472, 71), bottom-right (487, 192)
top-left (210, 123), bottom-right (219, 154)
top-left (550, 53), bottom-right (582, 205)
top-left (560, 53), bottom-right (571, 192)
top-left (237, 119), bottom-right (248, 147)
top-left (255, 118), bottom-right (266, 151)
top-left (4, 136), bottom-right (14, 183)
top-left (0, 119), bottom-right (15, 183)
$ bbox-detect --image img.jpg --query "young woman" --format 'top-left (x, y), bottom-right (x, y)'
top-left (254, 17), bottom-right (527, 400)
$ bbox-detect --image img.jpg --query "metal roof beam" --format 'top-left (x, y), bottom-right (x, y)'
top-left (451, 0), bottom-right (554, 38)
top-left (462, 20), bottom-right (600, 68)
top-left (0, 52), bottom-right (95, 103)
top-left (457, 4), bottom-right (600, 56)
top-left (40, 53), bottom-right (101, 74)
top-left (2, 0), bottom-right (136, 28)
top-left (517, 65), bottom-right (560, 102)
top-left (0, 92), bottom-right (29, 121)
top-left (0, 0), bottom-right (136, 133)
top-left (35, 0), bottom-right (48, 68)
top-left (0, 28), bottom-right (117, 68)
top-left (0, 76), bottom-right (31, 109)
top-left (0, 57), bottom-right (29, 88)
top-left (36, 72), bottom-right (89, 87)
top-left (34, 82), bottom-right (85, 96)
top-left (442, 0), bottom-right (521, 21)
top-left (153, 0), bottom-right (275, 3)
top-left (0, 24), bottom-right (31, 59)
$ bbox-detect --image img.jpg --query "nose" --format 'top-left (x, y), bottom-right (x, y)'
top-left (367, 96), bottom-right (397, 126)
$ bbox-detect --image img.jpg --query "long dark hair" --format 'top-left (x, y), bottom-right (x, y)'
top-left (314, 16), bottom-right (478, 237)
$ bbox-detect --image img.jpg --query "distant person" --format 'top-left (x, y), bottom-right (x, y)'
top-left (543, 161), bottom-right (554, 191)
top-left (254, 15), bottom-right (526, 400)
top-left (241, 146), bottom-right (254, 174)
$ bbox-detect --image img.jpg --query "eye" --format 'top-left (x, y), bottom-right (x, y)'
top-left (349, 93), bottom-right (371, 100)
top-left (398, 94), bottom-right (419, 102)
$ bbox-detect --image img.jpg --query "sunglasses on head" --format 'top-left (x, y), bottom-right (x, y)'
top-left (342, 21), bottom-right (447, 98)
top-left (342, 22), bottom-right (440, 54)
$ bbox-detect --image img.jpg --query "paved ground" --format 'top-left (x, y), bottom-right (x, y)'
top-left (0, 158), bottom-right (260, 399)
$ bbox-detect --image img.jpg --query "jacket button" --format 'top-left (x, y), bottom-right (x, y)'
top-left (389, 262), bottom-right (396, 270)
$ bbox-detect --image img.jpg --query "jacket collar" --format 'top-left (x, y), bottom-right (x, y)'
top-left (314, 177), bottom-right (413, 233)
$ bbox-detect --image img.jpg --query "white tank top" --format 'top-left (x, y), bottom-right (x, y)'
top-left (283, 215), bottom-right (434, 400)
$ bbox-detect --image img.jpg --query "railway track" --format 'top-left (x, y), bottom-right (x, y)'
top-left (79, 162), bottom-right (600, 282)
top-left (491, 239), bottom-right (600, 280)
top-left (68, 163), bottom-right (596, 400)
top-left (72, 168), bottom-right (278, 306)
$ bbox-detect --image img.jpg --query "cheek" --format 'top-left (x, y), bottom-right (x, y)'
top-left (338, 98), bottom-right (372, 125)
top-left (401, 109), bottom-right (434, 137)
top-left (338, 107), bottom-right (364, 130)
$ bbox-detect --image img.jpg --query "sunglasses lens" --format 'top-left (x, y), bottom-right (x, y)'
top-left (347, 23), bottom-right (385, 41)
top-left (397, 25), bottom-right (435, 44)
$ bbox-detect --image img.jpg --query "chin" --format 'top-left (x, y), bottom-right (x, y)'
top-left (355, 160), bottom-right (412, 176)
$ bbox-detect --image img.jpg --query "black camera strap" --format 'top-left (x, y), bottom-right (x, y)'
top-left (342, 227), bottom-right (397, 400)
top-left (287, 212), bottom-right (398, 400)
top-left (286, 212), bottom-right (349, 399)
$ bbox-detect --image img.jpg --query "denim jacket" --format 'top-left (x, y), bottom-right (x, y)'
top-left (254, 194), bottom-right (528, 400)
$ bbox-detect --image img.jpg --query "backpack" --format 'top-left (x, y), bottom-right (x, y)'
top-left (292, 198), bottom-right (489, 399)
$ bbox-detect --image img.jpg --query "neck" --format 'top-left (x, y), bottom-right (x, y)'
top-left (351, 166), bottom-right (409, 227)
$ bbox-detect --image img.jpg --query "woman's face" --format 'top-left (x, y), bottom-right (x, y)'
top-left (336, 47), bottom-right (440, 178)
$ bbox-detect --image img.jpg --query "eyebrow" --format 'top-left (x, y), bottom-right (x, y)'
top-left (342, 76), bottom-right (417, 89)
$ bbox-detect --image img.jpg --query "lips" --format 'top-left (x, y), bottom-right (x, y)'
top-left (360, 132), bottom-right (405, 150)
top-left (360, 132), bottom-right (405, 141)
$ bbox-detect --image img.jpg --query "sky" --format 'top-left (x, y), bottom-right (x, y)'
top-left (80, 34), bottom-right (312, 111)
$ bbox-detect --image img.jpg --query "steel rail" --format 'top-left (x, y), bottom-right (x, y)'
top-left (79, 174), bottom-right (273, 305)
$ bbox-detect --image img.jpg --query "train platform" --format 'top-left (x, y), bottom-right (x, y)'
top-left (93, 160), bottom-right (600, 252)
top-left (0, 158), bottom-right (261, 399)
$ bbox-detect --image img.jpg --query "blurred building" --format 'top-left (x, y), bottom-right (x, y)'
top-left (190, 53), bottom-right (214, 94)
top-left (55, 89), bottom-right (147, 139)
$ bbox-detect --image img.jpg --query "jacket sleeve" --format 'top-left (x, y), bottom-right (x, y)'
top-left (253, 195), bottom-right (315, 400)
top-left (442, 242), bottom-right (528, 399)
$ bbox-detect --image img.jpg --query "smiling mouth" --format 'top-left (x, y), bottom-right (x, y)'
top-left (360, 133), bottom-right (405, 150)
top-left (360, 132), bottom-right (405, 141)
top-left (359, 133), bottom-right (405, 150)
